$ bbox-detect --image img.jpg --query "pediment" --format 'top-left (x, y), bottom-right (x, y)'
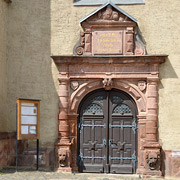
top-left (74, 2), bottom-right (146, 56)
top-left (80, 2), bottom-right (137, 29)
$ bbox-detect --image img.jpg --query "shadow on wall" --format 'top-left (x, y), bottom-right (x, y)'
top-left (159, 57), bottom-right (178, 89)
top-left (158, 58), bottom-right (178, 177)
top-left (135, 25), bottom-right (147, 54)
top-left (5, 0), bottom-right (59, 168)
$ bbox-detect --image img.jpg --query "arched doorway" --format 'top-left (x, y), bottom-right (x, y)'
top-left (77, 88), bottom-right (138, 174)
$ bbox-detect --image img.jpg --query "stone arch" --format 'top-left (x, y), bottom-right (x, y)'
top-left (69, 79), bottom-right (146, 115)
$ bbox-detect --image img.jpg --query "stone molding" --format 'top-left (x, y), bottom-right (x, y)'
top-left (69, 79), bottom-right (147, 115)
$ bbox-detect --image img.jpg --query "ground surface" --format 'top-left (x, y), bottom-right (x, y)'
top-left (0, 168), bottom-right (178, 180)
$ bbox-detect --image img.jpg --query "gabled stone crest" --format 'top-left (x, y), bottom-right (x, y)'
top-left (74, 2), bottom-right (146, 56)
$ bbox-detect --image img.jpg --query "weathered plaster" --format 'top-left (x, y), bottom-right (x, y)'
top-left (0, 0), bottom-right (8, 131)
top-left (7, 0), bottom-right (59, 146)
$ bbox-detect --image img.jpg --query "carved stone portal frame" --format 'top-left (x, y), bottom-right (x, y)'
top-left (52, 55), bottom-right (167, 176)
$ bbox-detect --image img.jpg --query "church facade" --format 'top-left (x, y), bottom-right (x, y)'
top-left (0, 0), bottom-right (180, 178)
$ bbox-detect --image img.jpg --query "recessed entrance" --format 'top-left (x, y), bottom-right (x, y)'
top-left (77, 89), bottom-right (138, 174)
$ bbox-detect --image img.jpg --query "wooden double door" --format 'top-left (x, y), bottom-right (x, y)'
top-left (77, 89), bottom-right (138, 174)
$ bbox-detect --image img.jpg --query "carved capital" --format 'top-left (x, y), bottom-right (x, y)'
top-left (147, 77), bottom-right (159, 84)
top-left (58, 78), bottom-right (70, 85)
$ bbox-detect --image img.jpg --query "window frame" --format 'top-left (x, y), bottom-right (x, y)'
top-left (74, 0), bottom-right (145, 6)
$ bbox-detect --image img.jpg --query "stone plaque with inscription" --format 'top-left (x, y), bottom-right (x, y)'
top-left (92, 31), bottom-right (123, 55)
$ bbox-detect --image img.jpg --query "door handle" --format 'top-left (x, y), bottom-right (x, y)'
top-left (109, 139), bottom-right (117, 147)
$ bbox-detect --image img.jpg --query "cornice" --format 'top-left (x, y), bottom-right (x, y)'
top-left (51, 55), bottom-right (168, 65)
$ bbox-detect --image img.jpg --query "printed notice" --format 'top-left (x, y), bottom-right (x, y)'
top-left (21, 126), bottom-right (29, 134)
top-left (21, 116), bottom-right (37, 125)
top-left (21, 106), bottom-right (37, 115)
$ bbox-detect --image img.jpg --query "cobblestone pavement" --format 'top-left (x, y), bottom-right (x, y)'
top-left (0, 168), bottom-right (178, 180)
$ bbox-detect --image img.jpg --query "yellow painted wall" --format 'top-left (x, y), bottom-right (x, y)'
top-left (7, 0), bottom-right (59, 147)
top-left (0, 0), bottom-right (8, 132)
top-left (5, 0), bottom-right (180, 149)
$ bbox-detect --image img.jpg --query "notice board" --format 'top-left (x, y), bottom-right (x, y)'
top-left (17, 98), bottom-right (40, 140)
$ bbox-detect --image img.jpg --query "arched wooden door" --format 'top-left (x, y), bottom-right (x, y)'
top-left (77, 89), bottom-right (138, 174)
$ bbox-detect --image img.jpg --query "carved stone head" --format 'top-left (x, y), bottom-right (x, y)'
top-left (146, 151), bottom-right (161, 170)
top-left (58, 149), bottom-right (67, 167)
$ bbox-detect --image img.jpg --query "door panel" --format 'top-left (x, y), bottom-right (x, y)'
top-left (78, 89), bottom-right (137, 173)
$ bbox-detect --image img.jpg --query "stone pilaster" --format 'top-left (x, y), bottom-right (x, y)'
top-left (58, 78), bottom-right (70, 143)
top-left (146, 78), bottom-right (159, 142)
top-left (55, 77), bottom-right (72, 171)
top-left (136, 114), bottom-right (147, 174)
top-left (143, 77), bottom-right (162, 176)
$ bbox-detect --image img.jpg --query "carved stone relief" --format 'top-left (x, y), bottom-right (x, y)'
top-left (98, 5), bottom-right (121, 21)
top-left (138, 81), bottom-right (147, 92)
top-left (146, 150), bottom-right (161, 171)
top-left (70, 81), bottom-right (79, 91)
top-left (102, 78), bottom-right (113, 90)
top-left (58, 148), bottom-right (67, 167)
top-left (74, 3), bottom-right (146, 56)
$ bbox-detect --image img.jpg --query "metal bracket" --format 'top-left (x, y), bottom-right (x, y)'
top-left (109, 150), bottom-right (137, 165)
top-left (109, 117), bottom-right (138, 134)
top-left (78, 121), bottom-right (106, 133)
top-left (103, 139), bottom-right (106, 147)
top-left (79, 152), bottom-right (106, 161)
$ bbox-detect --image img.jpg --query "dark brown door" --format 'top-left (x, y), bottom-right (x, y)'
top-left (78, 89), bottom-right (137, 174)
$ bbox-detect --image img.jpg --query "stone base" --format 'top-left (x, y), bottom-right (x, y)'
top-left (55, 139), bottom-right (73, 171)
top-left (55, 167), bottom-right (72, 172)
top-left (0, 132), bottom-right (27, 168)
top-left (18, 148), bottom-right (51, 168)
top-left (163, 150), bottom-right (180, 177)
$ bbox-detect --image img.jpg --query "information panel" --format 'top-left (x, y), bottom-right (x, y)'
top-left (17, 98), bottom-right (40, 140)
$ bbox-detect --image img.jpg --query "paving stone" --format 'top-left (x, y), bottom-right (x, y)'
top-left (0, 168), bottom-right (171, 180)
